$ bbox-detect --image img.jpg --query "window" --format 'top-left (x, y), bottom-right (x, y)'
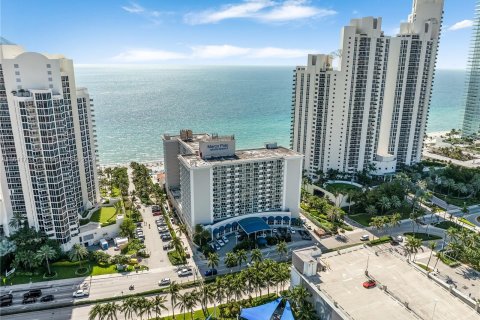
top-left (46, 64), bottom-right (51, 68)
top-left (14, 64), bottom-right (19, 68)
top-left (16, 78), bottom-right (20, 82)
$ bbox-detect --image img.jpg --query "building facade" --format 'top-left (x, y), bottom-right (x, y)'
top-left (462, 0), bottom-right (480, 136)
top-left (163, 130), bottom-right (303, 237)
top-left (0, 39), bottom-right (99, 249)
top-left (291, 0), bottom-right (444, 178)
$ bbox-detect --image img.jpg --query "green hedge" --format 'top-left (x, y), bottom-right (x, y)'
top-left (167, 250), bottom-right (186, 265)
top-left (367, 236), bottom-right (391, 246)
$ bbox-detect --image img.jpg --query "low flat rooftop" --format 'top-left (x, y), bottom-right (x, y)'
top-left (301, 246), bottom-right (479, 320)
top-left (179, 146), bottom-right (301, 167)
top-left (164, 133), bottom-right (235, 153)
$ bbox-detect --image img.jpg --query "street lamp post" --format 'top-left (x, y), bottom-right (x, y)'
top-left (365, 254), bottom-right (370, 274)
top-left (432, 299), bottom-right (438, 319)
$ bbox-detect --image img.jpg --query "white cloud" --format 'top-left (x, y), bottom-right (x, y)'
top-left (112, 45), bottom-right (313, 62)
top-left (449, 19), bottom-right (474, 31)
top-left (122, 3), bottom-right (144, 14)
top-left (112, 49), bottom-right (188, 62)
top-left (191, 45), bottom-right (251, 58)
top-left (259, 0), bottom-right (336, 22)
top-left (184, 0), bottom-right (336, 25)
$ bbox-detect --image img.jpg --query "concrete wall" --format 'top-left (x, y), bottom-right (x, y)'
top-left (163, 138), bottom-right (180, 189)
top-left (191, 166), bottom-right (213, 226)
top-left (283, 156), bottom-right (303, 218)
top-left (78, 215), bottom-right (123, 247)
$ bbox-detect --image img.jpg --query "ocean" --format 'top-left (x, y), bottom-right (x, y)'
top-left (74, 66), bottom-right (465, 165)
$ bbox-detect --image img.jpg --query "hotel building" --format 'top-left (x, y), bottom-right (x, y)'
top-left (291, 0), bottom-right (444, 177)
top-left (163, 130), bottom-right (302, 237)
top-left (0, 39), bottom-right (99, 249)
top-left (462, 0), bottom-right (480, 136)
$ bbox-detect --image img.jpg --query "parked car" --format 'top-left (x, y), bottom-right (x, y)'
top-left (1, 294), bottom-right (13, 300)
top-left (362, 280), bottom-right (376, 289)
top-left (272, 228), bottom-right (278, 233)
top-left (290, 228), bottom-right (296, 234)
top-left (222, 235), bottom-right (229, 243)
top-left (161, 235), bottom-right (172, 241)
top-left (360, 235), bottom-right (370, 241)
top-left (158, 278), bottom-right (171, 286)
top-left (40, 295), bottom-right (54, 302)
top-left (217, 239), bottom-right (225, 247)
top-left (163, 242), bottom-right (174, 250)
top-left (214, 243), bottom-right (221, 251)
top-left (72, 290), bottom-right (89, 298)
top-left (22, 297), bottom-right (36, 304)
top-left (306, 225), bottom-right (312, 230)
top-left (23, 289), bottom-right (42, 299)
top-left (0, 298), bottom-right (12, 307)
top-left (178, 268), bottom-right (193, 277)
top-left (205, 269), bottom-right (218, 276)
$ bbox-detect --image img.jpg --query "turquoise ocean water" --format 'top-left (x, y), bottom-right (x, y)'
top-left (74, 66), bottom-right (465, 165)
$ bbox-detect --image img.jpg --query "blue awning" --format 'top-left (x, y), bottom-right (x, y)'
top-left (280, 301), bottom-right (294, 320)
top-left (238, 217), bottom-right (272, 234)
top-left (257, 237), bottom-right (267, 245)
top-left (240, 298), bottom-right (282, 320)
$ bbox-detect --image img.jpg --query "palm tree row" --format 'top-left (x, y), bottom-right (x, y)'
top-left (368, 213), bottom-right (401, 239)
top-left (89, 259), bottom-right (291, 320)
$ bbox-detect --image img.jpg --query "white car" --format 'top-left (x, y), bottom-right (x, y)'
top-left (222, 235), bottom-right (229, 243)
top-left (272, 228), bottom-right (278, 233)
top-left (72, 290), bottom-right (88, 298)
top-left (290, 229), bottom-right (296, 234)
top-left (396, 235), bottom-right (404, 242)
top-left (360, 235), bottom-right (370, 241)
top-left (178, 269), bottom-right (193, 277)
top-left (217, 239), bottom-right (225, 246)
top-left (158, 278), bottom-right (171, 286)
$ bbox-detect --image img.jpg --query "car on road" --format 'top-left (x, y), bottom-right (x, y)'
top-left (40, 295), bottom-right (54, 302)
top-left (1, 294), bottom-right (13, 307)
top-left (23, 289), bottom-right (42, 299)
top-left (222, 235), bottom-right (229, 243)
top-left (363, 280), bottom-right (376, 289)
top-left (158, 278), bottom-right (171, 286)
top-left (217, 239), bottom-right (225, 246)
top-left (360, 235), bottom-right (370, 241)
top-left (72, 290), bottom-right (89, 298)
top-left (205, 269), bottom-right (218, 276)
top-left (178, 268), bottom-right (193, 277)
top-left (22, 297), bottom-right (36, 304)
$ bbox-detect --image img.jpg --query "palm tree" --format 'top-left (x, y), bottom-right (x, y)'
top-left (150, 295), bottom-right (167, 319)
top-left (369, 216), bottom-right (385, 239)
top-left (297, 302), bottom-right (317, 320)
top-left (171, 237), bottom-right (183, 253)
top-left (366, 205), bottom-right (377, 216)
top-left (327, 207), bottom-right (344, 224)
top-left (35, 244), bottom-right (57, 275)
top-left (214, 277), bottom-right (226, 307)
top-left (69, 243), bottom-right (88, 269)
top-left (136, 297), bottom-right (151, 320)
top-left (224, 252), bottom-right (237, 273)
top-left (426, 241), bottom-right (437, 270)
top-left (89, 303), bottom-right (106, 320)
top-left (186, 291), bottom-right (199, 320)
top-left (276, 241), bottom-right (288, 261)
top-left (176, 224), bottom-right (187, 237)
top-left (405, 236), bottom-right (422, 261)
top-left (378, 196), bottom-right (391, 214)
top-left (121, 297), bottom-right (138, 320)
top-left (167, 281), bottom-right (181, 319)
top-left (103, 302), bottom-right (120, 320)
top-left (8, 212), bottom-right (24, 230)
top-left (290, 286), bottom-right (311, 311)
top-left (207, 252), bottom-right (219, 274)
top-left (236, 249), bottom-right (248, 270)
top-left (390, 196), bottom-right (402, 210)
top-left (250, 248), bottom-right (263, 263)
top-left (389, 213), bottom-right (401, 235)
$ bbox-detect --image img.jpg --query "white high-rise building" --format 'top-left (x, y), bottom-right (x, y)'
top-left (163, 130), bottom-right (302, 237)
top-left (0, 38), bottom-right (99, 249)
top-left (291, 0), bottom-right (444, 178)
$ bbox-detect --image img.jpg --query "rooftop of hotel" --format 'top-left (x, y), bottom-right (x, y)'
top-left (294, 246), bottom-right (479, 320)
top-left (163, 132), bottom-right (235, 152)
top-left (179, 146), bottom-right (301, 167)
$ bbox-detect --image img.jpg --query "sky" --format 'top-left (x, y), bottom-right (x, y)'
top-left (1, 0), bottom-right (476, 69)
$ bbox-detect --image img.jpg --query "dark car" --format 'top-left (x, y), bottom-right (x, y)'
top-left (23, 289), bottom-right (42, 299)
top-left (204, 269), bottom-right (218, 276)
top-left (0, 299), bottom-right (12, 307)
top-left (22, 297), bottom-right (37, 304)
top-left (40, 295), bottom-right (54, 302)
top-left (161, 235), bottom-right (172, 241)
top-left (0, 294), bottom-right (13, 300)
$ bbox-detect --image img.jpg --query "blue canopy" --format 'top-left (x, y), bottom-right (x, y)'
top-left (257, 237), bottom-right (267, 245)
top-left (238, 217), bottom-right (271, 234)
top-left (240, 298), bottom-right (282, 320)
top-left (280, 301), bottom-right (294, 320)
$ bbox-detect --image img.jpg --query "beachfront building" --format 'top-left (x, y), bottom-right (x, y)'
top-left (462, 0), bottom-right (480, 136)
top-left (163, 130), bottom-right (303, 237)
top-left (291, 0), bottom-right (444, 178)
top-left (0, 38), bottom-right (99, 250)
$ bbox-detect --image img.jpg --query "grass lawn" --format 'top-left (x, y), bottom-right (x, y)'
top-left (3, 261), bottom-right (118, 286)
top-left (325, 183), bottom-right (361, 194)
top-left (348, 213), bottom-right (371, 226)
top-left (434, 221), bottom-right (463, 231)
top-left (458, 218), bottom-right (477, 227)
top-left (90, 206), bottom-right (117, 224)
top-left (433, 192), bottom-right (478, 207)
top-left (403, 232), bottom-right (442, 241)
